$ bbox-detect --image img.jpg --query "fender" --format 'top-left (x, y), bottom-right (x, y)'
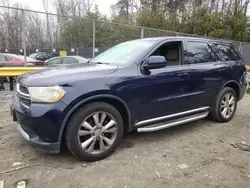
top-left (221, 80), bottom-right (241, 99)
top-left (222, 80), bottom-right (241, 89)
top-left (58, 94), bottom-right (132, 142)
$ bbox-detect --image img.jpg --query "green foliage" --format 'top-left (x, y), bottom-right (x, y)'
top-left (60, 15), bottom-right (141, 48)
top-left (137, 9), bottom-right (166, 29)
top-left (136, 0), bottom-right (250, 42)
top-left (59, 0), bottom-right (250, 48)
top-left (60, 19), bottom-right (93, 48)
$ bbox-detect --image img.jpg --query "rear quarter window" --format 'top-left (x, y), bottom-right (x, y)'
top-left (214, 43), bottom-right (241, 61)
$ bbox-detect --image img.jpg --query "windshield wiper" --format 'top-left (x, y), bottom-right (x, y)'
top-left (94, 62), bottom-right (110, 65)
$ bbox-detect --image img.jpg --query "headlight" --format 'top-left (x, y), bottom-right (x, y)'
top-left (28, 86), bottom-right (65, 103)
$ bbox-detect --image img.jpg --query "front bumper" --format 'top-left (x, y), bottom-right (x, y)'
top-left (11, 94), bottom-right (66, 153)
top-left (15, 123), bottom-right (60, 153)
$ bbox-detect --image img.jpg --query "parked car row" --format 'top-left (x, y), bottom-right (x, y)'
top-left (0, 53), bottom-right (89, 67)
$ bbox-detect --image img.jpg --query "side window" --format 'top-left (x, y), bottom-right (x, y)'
top-left (150, 41), bottom-right (182, 66)
top-left (63, 57), bottom-right (78, 64)
top-left (214, 43), bottom-right (241, 61)
top-left (47, 58), bottom-right (61, 65)
top-left (185, 41), bottom-right (217, 64)
top-left (5, 56), bottom-right (13, 61)
top-left (0, 55), bottom-right (5, 61)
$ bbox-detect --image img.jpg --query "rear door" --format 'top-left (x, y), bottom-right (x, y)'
top-left (212, 43), bottom-right (245, 82)
top-left (185, 39), bottom-right (228, 109)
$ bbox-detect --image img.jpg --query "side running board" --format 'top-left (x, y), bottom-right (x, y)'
top-left (137, 111), bottom-right (209, 132)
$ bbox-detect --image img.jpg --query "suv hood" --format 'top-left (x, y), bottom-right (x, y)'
top-left (18, 63), bottom-right (118, 86)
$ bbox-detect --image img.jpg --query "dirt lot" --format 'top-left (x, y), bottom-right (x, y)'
top-left (0, 92), bottom-right (250, 188)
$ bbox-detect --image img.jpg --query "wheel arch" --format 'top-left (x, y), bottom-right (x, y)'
top-left (58, 94), bottom-right (131, 142)
top-left (222, 80), bottom-right (240, 100)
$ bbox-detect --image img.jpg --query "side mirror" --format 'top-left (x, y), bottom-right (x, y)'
top-left (143, 56), bottom-right (167, 70)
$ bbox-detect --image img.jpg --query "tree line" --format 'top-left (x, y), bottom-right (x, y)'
top-left (112, 0), bottom-right (250, 41)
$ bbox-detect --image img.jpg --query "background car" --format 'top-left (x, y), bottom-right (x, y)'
top-left (29, 52), bottom-right (51, 61)
top-left (0, 53), bottom-right (44, 66)
top-left (45, 56), bottom-right (89, 66)
top-left (50, 52), bottom-right (59, 58)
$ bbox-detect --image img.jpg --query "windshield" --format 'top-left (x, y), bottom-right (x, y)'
top-left (90, 40), bottom-right (156, 65)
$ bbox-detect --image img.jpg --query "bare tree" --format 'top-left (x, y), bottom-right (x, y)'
top-left (1, 3), bottom-right (22, 50)
top-left (83, 0), bottom-right (94, 13)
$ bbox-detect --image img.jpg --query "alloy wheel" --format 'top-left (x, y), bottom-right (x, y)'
top-left (77, 111), bottom-right (118, 154)
top-left (220, 92), bottom-right (236, 119)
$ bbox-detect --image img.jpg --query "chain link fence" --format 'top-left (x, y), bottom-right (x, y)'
top-left (0, 5), bottom-right (250, 91)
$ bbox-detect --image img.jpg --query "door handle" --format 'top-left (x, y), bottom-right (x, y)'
top-left (177, 73), bottom-right (189, 77)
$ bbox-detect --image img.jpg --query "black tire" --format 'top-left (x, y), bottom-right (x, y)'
top-left (210, 87), bottom-right (237, 122)
top-left (65, 102), bottom-right (124, 161)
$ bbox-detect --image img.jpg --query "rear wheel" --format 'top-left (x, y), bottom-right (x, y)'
top-left (210, 87), bottom-right (237, 122)
top-left (65, 102), bottom-right (124, 161)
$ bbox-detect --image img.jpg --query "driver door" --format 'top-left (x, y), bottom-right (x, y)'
top-left (136, 40), bottom-right (191, 123)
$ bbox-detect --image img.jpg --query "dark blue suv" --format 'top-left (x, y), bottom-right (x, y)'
top-left (11, 37), bottom-right (247, 161)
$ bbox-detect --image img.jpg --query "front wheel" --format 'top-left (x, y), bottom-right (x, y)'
top-left (210, 87), bottom-right (237, 122)
top-left (65, 102), bottom-right (124, 161)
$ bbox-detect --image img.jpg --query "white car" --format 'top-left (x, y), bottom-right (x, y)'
top-left (45, 56), bottom-right (89, 66)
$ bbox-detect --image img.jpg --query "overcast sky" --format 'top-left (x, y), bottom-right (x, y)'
top-left (9, 0), bottom-right (118, 16)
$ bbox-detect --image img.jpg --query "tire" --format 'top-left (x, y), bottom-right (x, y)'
top-left (210, 87), bottom-right (237, 122)
top-left (65, 102), bottom-right (124, 161)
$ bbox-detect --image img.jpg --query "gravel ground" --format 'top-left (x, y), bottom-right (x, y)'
top-left (0, 92), bottom-right (250, 188)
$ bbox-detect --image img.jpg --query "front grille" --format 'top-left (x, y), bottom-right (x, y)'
top-left (17, 83), bottom-right (31, 108)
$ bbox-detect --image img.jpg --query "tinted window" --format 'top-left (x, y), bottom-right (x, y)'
top-left (47, 58), bottom-right (61, 65)
top-left (63, 57), bottom-right (78, 64)
top-left (186, 42), bottom-right (217, 64)
top-left (214, 43), bottom-right (241, 61)
top-left (40, 52), bottom-right (50, 58)
top-left (0, 55), bottom-right (5, 61)
top-left (5, 56), bottom-right (13, 61)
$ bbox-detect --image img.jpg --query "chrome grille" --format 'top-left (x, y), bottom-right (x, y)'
top-left (16, 83), bottom-right (31, 108)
